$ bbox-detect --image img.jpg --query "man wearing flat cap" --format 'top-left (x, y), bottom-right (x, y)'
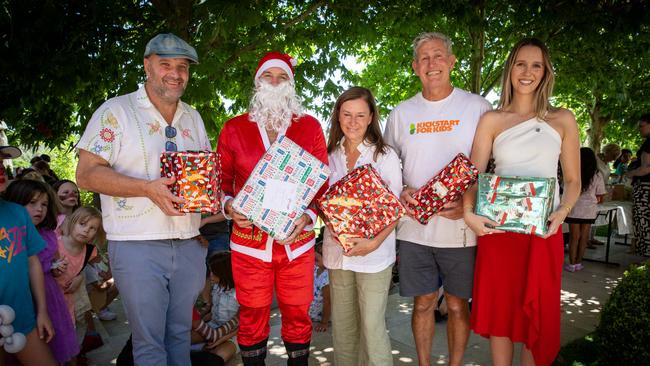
top-left (217, 52), bottom-right (328, 365)
top-left (76, 33), bottom-right (210, 366)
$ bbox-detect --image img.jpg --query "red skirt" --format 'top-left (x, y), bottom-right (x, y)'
top-left (470, 229), bottom-right (563, 366)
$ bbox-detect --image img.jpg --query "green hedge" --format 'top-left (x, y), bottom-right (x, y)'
top-left (594, 264), bottom-right (650, 365)
top-left (552, 333), bottom-right (598, 366)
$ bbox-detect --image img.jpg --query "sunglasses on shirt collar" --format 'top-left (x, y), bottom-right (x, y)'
top-left (165, 125), bottom-right (177, 152)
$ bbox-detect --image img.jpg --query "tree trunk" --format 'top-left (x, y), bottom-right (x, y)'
top-left (468, 0), bottom-right (486, 94)
top-left (588, 99), bottom-right (610, 153)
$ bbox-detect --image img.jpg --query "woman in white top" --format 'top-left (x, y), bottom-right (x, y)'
top-left (323, 86), bottom-right (402, 366)
top-left (462, 38), bottom-right (581, 366)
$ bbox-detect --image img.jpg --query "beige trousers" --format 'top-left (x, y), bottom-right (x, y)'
top-left (329, 265), bottom-right (393, 366)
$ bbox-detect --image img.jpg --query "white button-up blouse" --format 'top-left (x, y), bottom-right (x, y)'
top-left (323, 138), bottom-right (403, 273)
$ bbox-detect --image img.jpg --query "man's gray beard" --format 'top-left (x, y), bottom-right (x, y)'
top-left (146, 73), bottom-right (186, 104)
top-left (249, 80), bottom-right (303, 133)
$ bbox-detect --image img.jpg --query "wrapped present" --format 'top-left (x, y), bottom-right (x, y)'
top-left (232, 136), bottom-right (330, 241)
top-left (318, 164), bottom-right (404, 252)
top-left (160, 151), bottom-right (221, 213)
top-left (475, 173), bottom-right (556, 236)
top-left (409, 153), bottom-right (479, 224)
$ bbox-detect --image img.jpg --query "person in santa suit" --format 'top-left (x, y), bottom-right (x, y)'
top-left (217, 52), bottom-right (328, 365)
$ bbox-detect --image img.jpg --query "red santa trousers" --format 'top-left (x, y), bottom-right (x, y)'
top-left (232, 242), bottom-right (314, 346)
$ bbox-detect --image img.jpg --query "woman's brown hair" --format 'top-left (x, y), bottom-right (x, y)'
top-left (326, 86), bottom-right (388, 161)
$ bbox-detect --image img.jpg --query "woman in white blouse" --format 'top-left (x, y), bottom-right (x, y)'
top-left (323, 86), bottom-right (402, 365)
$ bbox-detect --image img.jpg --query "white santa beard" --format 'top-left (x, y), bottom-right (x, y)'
top-left (249, 80), bottom-right (303, 133)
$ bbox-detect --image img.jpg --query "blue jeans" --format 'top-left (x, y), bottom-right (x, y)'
top-left (207, 232), bottom-right (230, 257)
top-left (108, 239), bottom-right (206, 366)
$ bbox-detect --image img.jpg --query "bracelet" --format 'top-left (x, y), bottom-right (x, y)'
top-left (560, 204), bottom-right (572, 213)
top-left (463, 204), bottom-right (475, 212)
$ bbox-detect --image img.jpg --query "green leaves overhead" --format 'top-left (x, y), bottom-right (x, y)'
top-left (549, 0), bottom-right (650, 150)
top-left (1, 0), bottom-right (648, 151)
top-left (0, 0), bottom-right (160, 148)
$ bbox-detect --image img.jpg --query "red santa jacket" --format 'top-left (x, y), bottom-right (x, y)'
top-left (217, 113), bottom-right (329, 262)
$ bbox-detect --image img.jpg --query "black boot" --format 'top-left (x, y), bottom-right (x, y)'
top-left (284, 341), bottom-right (310, 366)
top-left (240, 339), bottom-right (267, 366)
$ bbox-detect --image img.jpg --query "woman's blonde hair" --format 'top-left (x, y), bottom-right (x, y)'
top-left (60, 206), bottom-right (106, 245)
top-left (498, 38), bottom-right (555, 119)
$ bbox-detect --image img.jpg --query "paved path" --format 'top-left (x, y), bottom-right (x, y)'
top-left (87, 235), bottom-right (647, 365)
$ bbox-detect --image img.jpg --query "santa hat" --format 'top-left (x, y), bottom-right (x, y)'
top-left (254, 52), bottom-right (297, 81)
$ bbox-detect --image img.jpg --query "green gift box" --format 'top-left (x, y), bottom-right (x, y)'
top-left (475, 173), bottom-right (556, 236)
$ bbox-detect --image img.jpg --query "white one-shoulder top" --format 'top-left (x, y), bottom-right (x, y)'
top-left (492, 117), bottom-right (562, 208)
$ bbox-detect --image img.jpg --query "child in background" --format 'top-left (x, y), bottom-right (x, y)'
top-left (52, 180), bottom-right (103, 354)
top-left (85, 253), bottom-right (119, 321)
top-left (191, 251), bottom-right (239, 364)
top-left (309, 241), bottom-right (331, 332)
top-left (612, 148), bottom-right (633, 183)
top-left (0, 147), bottom-right (56, 366)
top-left (31, 161), bottom-right (56, 185)
top-left (565, 147), bottom-right (607, 272)
top-left (4, 180), bottom-right (80, 363)
top-left (53, 207), bottom-right (105, 322)
top-left (15, 168), bottom-right (46, 182)
top-left (52, 180), bottom-right (81, 225)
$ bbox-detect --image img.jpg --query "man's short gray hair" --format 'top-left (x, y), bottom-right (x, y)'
top-left (412, 32), bottom-right (453, 59)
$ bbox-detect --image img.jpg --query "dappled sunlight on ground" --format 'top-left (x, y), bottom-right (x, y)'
top-left (267, 336), bottom-right (289, 358)
top-left (310, 346), bottom-right (334, 364)
top-left (433, 354), bottom-right (448, 364)
top-left (599, 274), bottom-right (623, 291)
top-left (561, 290), bottom-right (601, 316)
top-left (561, 273), bottom-right (621, 317)
top-left (398, 300), bottom-right (413, 314)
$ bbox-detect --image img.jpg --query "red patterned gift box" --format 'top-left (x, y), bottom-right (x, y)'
top-left (318, 164), bottom-right (405, 251)
top-left (409, 153), bottom-right (478, 224)
top-left (160, 151), bottom-right (221, 213)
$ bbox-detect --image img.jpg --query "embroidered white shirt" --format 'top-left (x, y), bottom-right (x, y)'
top-left (77, 86), bottom-right (211, 241)
top-left (323, 139), bottom-right (402, 273)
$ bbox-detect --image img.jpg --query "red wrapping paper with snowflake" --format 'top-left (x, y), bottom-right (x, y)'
top-left (160, 151), bottom-right (221, 213)
top-left (318, 164), bottom-right (405, 252)
top-left (409, 153), bottom-right (478, 224)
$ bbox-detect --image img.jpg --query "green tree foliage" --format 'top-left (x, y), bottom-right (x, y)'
top-left (348, 0), bottom-right (650, 153)
top-left (1, 0), bottom-right (648, 151)
top-left (12, 138), bottom-right (95, 205)
top-left (0, 0), bottom-right (163, 148)
top-left (1, 0), bottom-right (376, 146)
top-left (550, 0), bottom-right (650, 152)
top-left (344, 0), bottom-right (553, 116)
